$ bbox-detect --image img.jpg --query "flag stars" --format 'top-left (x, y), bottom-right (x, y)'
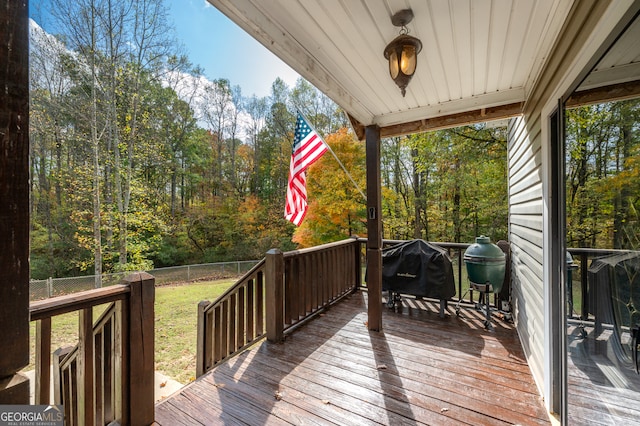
top-left (294, 116), bottom-right (312, 150)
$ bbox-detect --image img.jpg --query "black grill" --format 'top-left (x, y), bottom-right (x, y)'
top-left (382, 239), bottom-right (455, 315)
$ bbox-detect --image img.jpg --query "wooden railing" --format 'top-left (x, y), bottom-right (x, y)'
top-left (196, 259), bottom-right (266, 376)
top-left (280, 238), bottom-right (361, 333)
top-left (196, 238), bottom-right (361, 377)
top-left (29, 272), bottom-right (155, 426)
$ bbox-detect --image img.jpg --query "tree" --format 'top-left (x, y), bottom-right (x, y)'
top-left (244, 94), bottom-right (268, 196)
top-left (43, 0), bottom-right (179, 275)
top-left (566, 99), bottom-right (640, 249)
top-left (293, 128), bottom-right (366, 246)
top-left (200, 78), bottom-right (234, 196)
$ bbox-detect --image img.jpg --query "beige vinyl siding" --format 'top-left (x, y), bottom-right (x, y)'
top-left (508, 115), bottom-right (545, 385)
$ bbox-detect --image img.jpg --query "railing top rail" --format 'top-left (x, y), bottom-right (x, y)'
top-left (567, 247), bottom-right (638, 256)
top-left (283, 237), bottom-right (359, 258)
top-left (30, 284), bottom-right (130, 321)
top-left (356, 237), bottom-right (471, 250)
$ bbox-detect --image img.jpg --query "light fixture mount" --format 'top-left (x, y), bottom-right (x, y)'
top-left (384, 9), bottom-right (422, 97)
top-left (391, 9), bottom-right (414, 27)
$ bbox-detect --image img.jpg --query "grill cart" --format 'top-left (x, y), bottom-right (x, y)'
top-left (382, 239), bottom-right (456, 317)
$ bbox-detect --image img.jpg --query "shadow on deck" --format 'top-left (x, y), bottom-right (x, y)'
top-left (155, 291), bottom-right (550, 425)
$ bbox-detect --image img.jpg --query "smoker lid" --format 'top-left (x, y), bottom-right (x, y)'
top-left (464, 235), bottom-right (505, 261)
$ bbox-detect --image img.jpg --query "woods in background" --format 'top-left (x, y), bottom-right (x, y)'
top-left (565, 99), bottom-right (640, 250)
top-left (31, 0), bottom-right (640, 281)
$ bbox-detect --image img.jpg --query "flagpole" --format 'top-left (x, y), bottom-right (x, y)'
top-left (297, 110), bottom-right (367, 202)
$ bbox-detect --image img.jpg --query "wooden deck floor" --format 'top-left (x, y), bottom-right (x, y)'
top-left (155, 291), bottom-right (550, 425)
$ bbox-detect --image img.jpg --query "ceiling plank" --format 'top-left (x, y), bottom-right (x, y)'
top-left (210, 0), bottom-right (572, 128)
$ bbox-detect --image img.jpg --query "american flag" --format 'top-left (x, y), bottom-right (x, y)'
top-left (285, 113), bottom-right (328, 225)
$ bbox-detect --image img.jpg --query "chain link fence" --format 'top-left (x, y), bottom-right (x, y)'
top-left (29, 260), bottom-right (260, 301)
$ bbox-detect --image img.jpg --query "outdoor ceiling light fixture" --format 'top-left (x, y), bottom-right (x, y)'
top-left (384, 9), bottom-right (422, 97)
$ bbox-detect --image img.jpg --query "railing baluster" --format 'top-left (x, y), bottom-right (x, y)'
top-left (329, 248), bottom-right (334, 300)
top-left (229, 293), bottom-right (237, 354)
top-left (95, 327), bottom-right (104, 424)
top-left (35, 317), bottom-right (51, 404)
top-left (103, 317), bottom-right (113, 423)
top-left (353, 242), bottom-right (360, 290)
top-left (284, 258), bottom-right (294, 325)
top-left (580, 253), bottom-right (588, 320)
top-left (300, 256), bottom-right (309, 321)
top-left (256, 271), bottom-right (264, 336)
top-left (247, 279), bottom-right (255, 342)
top-left (237, 286), bottom-right (245, 349)
top-left (78, 307), bottom-right (95, 426)
top-left (213, 305), bottom-right (222, 364)
top-left (313, 254), bottom-right (318, 310)
top-left (68, 361), bottom-right (77, 426)
top-left (337, 247), bottom-right (344, 295)
top-left (318, 251), bottom-right (326, 307)
top-left (457, 248), bottom-right (463, 303)
top-left (115, 298), bottom-right (128, 424)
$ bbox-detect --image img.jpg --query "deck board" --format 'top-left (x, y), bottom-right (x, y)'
top-left (155, 291), bottom-right (550, 425)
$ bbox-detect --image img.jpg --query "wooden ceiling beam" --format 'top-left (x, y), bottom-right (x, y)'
top-left (566, 79), bottom-right (640, 108)
top-left (346, 113), bottom-right (365, 141)
top-left (348, 102), bottom-right (524, 140)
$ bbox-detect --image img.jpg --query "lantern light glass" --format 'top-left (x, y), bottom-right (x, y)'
top-left (383, 10), bottom-right (422, 97)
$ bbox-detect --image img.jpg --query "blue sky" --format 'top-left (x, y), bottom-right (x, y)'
top-left (29, 0), bottom-right (300, 98)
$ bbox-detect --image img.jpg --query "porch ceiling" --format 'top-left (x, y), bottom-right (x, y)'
top-left (208, 0), bottom-right (572, 137)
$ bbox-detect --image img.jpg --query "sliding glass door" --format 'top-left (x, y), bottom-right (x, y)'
top-left (562, 12), bottom-right (640, 424)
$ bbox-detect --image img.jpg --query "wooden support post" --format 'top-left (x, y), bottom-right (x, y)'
top-left (266, 249), bottom-right (284, 342)
top-left (366, 125), bottom-right (383, 331)
top-left (0, 0), bottom-right (30, 404)
top-left (196, 300), bottom-right (211, 377)
top-left (124, 272), bottom-right (155, 426)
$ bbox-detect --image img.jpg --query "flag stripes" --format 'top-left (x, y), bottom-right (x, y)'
top-left (285, 113), bottom-right (327, 226)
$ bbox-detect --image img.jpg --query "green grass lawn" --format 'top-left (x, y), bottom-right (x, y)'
top-left (154, 280), bottom-right (234, 383)
top-left (25, 279), bottom-right (235, 385)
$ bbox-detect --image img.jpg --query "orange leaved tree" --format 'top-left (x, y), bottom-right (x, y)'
top-left (293, 128), bottom-right (367, 247)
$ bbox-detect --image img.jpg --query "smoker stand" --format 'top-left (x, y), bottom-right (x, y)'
top-left (455, 281), bottom-right (494, 330)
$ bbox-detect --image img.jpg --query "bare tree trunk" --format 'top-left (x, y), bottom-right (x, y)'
top-left (90, 3), bottom-right (103, 287)
top-left (411, 148), bottom-right (424, 239)
top-left (613, 122), bottom-right (632, 249)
